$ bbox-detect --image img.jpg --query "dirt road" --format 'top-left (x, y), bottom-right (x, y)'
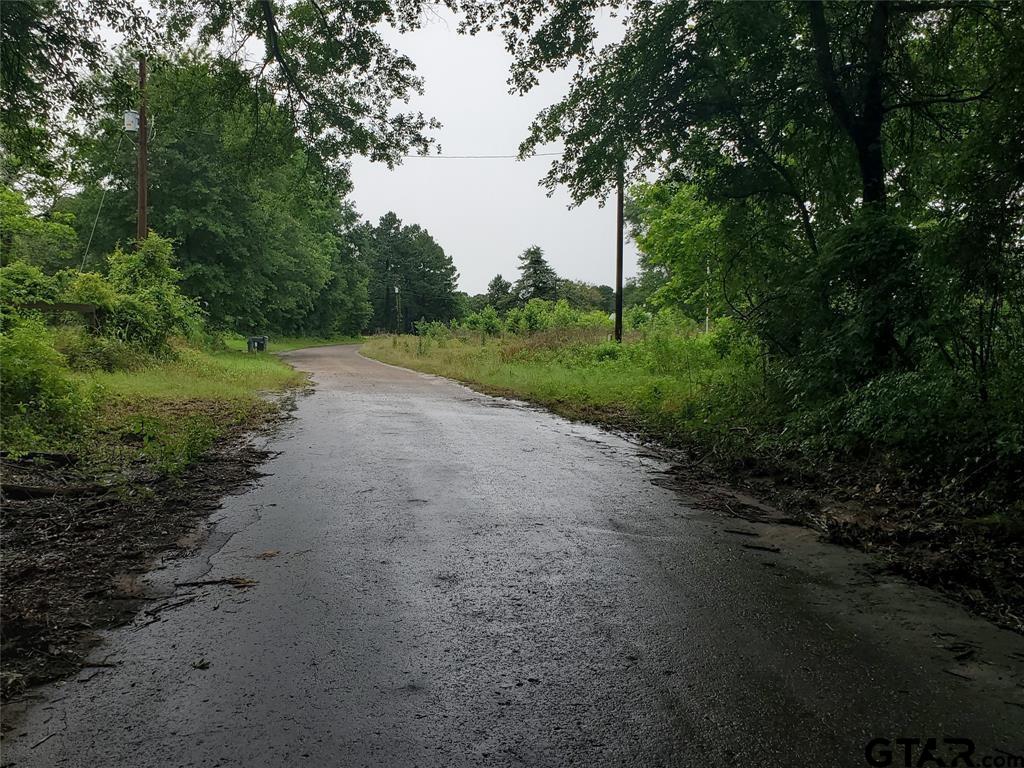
top-left (3, 345), bottom-right (1022, 766)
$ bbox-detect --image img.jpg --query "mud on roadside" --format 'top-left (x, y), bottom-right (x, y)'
top-left (0, 395), bottom-right (297, 706)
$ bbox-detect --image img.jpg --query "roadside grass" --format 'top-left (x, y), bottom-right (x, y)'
top-left (360, 332), bottom-right (770, 451)
top-left (222, 334), bottom-right (364, 353)
top-left (78, 345), bottom-right (305, 400)
top-left (72, 345), bottom-right (306, 474)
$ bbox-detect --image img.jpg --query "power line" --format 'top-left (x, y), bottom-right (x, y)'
top-left (82, 132), bottom-right (126, 270)
top-left (399, 151), bottom-right (563, 159)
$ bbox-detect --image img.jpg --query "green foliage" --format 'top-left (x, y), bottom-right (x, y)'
top-left (628, 183), bottom-right (724, 321)
top-left (557, 279), bottom-right (613, 313)
top-left (0, 317), bottom-right (89, 450)
top-left (363, 212), bottom-right (460, 332)
top-left (805, 210), bottom-right (924, 386)
top-left (414, 320), bottom-right (452, 342)
top-left (513, 245), bottom-right (559, 303)
top-left (0, 186), bottom-right (79, 270)
top-left (504, 299), bottom-right (553, 335)
top-left (60, 270), bottom-right (119, 311)
top-left (476, 298), bottom-right (612, 337)
top-left (156, 0), bottom-right (439, 167)
top-left (624, 305), bottom-right (652, 331)
top-left (52, 325), bottom-right (147, 372)
top-left (461, 305), bottom-right (503, 336)
top-left (108, 231), bottom-right (181, 290)
top-left (707, 317), bottom-right (753, 360)
top-left (472, 0), bottom-right (1023, 484)
top-left (103, 234), bottom-right (202, 354)
top-left (0, 260), bottom-right (58, 306)
top-left (0, 0), bottom-right (149, 180)
top-left (485, 274), bottom-right (515, 313)
top-left (70, 56), bottom-right (370, 336)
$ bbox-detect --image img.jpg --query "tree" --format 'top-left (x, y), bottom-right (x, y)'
top-left (627, 182), bottom-right (726, 324)
top-left (363, 212), bottom-right (460, 332)
top-left (156, 0), bottom-right (443, 169)
top-left (513, 246), bottom-right (558, 303)
top-left (485, 274), bottom-right (514, 312)
top-left (0, 186), bottom-right (78, 271)
top-left (69, 55), bottom-right (369, 335)
top-left (0, 0), bottom-right (149, 178)
top-left (557, 279), bottom-right (613, 313)
top-left (466, 0), bottom-right (1024, 387)
top-left (4, 0), bottom-right (446, 208)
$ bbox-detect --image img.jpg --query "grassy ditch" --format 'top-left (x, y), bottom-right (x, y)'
top-left (73, 344), bottom-right (307, 474)
top-left (361, 327), bottom-right (767, 451)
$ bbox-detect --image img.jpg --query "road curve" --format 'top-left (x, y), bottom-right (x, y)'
top-left (3, 344), bottom-right (1022, 767)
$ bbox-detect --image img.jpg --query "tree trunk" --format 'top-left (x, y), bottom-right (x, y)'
top-left (807, 0), bottom-right (890, 208)
top-left (856, 132), bottom-right (886, 207)
top-left (859, 0), bottom-right (889, 206)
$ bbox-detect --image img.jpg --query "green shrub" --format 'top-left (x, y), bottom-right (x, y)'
top-left (53, 325), bottom-right (148, 372)
top-left (0, 317), bottom-right (89, 449)
top-left (461, 305), bottom-right (502, 336)
top-left (502, 299), bottom-right (612, 335)
top-left (592, 340), bottom-right (622, 362)
top-left (0, 186), bottom-right (79, 272)
top-left (108, 233), bottom-right (181, 291)
top-left (414, 319), bottom-right (452, 341)
top-left (708, 316), bottom-right (750, 358)
top-left (624, 305), bottom-right (652, 330)
top-left (60, 270), bottom-right (119, 312)
top-left (107, 293), bottom-right (167, 354)
top-left (0, 261), bottom-right (59, 307)
top-left (105, 234), bottom-right (203, 352)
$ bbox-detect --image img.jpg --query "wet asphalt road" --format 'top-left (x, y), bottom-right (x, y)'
top-left (3, 345), bottom-right (1023, 767)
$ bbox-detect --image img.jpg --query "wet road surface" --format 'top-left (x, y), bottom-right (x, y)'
top-left (3, 345), bottom-right (1023, 767)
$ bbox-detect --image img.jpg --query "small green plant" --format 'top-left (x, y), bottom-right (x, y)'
top-left (125, 413), bottom-right (220, 475)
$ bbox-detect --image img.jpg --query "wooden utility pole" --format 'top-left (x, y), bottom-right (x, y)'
top-left (136, 56), bottom-right (148, 243)
top-left (614, 163), bottom-right (624, 343)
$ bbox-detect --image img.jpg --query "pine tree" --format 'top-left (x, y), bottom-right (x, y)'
top-left (513, 246), bottom-right (558, 303)
top-left (485, 274), bottom-right (514, 311)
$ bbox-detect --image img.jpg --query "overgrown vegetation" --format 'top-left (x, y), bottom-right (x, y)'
top-left (446, 1), bottom-right (1024, 511)
top-left (365, 312), bottom-right (760, 450)
top-left (0, 192), bottom-right (304, 471)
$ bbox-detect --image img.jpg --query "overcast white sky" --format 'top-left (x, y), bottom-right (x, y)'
top-left (349, 9), bottom-right (638, 296)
